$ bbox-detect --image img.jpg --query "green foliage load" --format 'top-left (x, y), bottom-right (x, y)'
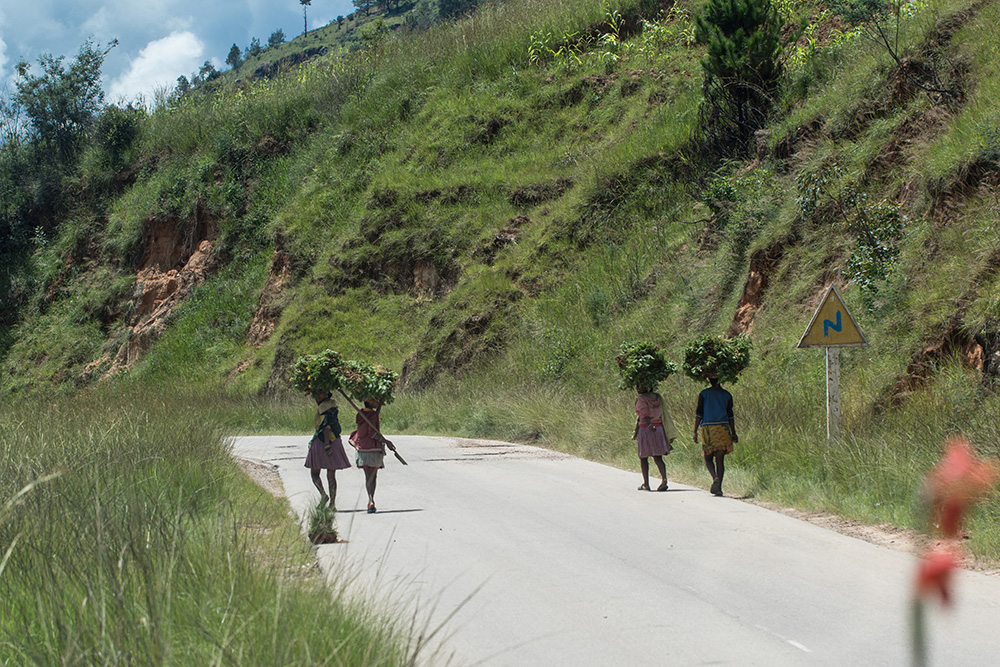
top-left (291, 349), bottom-right (346, 394)
top-left (682, 334), bottom-right (751, 384)
top-left (616, 342), bottom-right (678, 391)
top-left (341, 360), bottom-right (399, 405)
top-left (291, 350), bottom-right (398, 404)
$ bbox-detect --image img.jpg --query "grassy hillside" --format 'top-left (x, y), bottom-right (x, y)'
top-left (4, 0), bottom-right (1000, 567)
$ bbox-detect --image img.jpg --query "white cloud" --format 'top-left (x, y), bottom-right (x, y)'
top-left (0, 8), bottom-right (8, 80)
top-left (0, 35), bottom-right (8, 80)
top-left (108, 31), bottom-right (204, 104)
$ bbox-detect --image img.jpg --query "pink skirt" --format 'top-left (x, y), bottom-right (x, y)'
top-left (304, 436), bottom-right (351, 470)
top-left (636, 424), bottom-right (672, 458)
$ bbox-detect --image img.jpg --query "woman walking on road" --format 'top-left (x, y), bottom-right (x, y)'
top-left (305, 390), bottom-right (351, 506)
top-left (694, 376), bottom-right (738, 497)
top-left (351, 398), bottom-right (390, 513)
top-left (633, 386), bottom-right (678, 491)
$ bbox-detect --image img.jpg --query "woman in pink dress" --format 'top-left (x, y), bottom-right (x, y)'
top-left (632, 385), bottom-right (679, 491)
top-left (304, 390), bottom-right (351, 506)
top-left (350, 398), bottom-right (387, 513)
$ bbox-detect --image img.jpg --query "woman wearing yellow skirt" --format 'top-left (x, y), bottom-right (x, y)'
top-left (693, 375), bottom-right (738, 497)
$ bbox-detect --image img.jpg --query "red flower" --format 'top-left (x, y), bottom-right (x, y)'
top-left (915, 544), bottom-right (960, 606)
top-left (925, 436), bottom-right (998, 538)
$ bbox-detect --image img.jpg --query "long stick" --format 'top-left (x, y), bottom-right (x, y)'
top-left (337, 389), bottom-right (408, 465)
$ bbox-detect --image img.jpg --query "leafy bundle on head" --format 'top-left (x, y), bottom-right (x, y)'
top-left (291, 350), bottom-right (398, 404)
top-left (340, 359), bottom-right (398, 405)
top-left (616, 342), bottom-right (678, 392)
top-left (682, 334), bottom-right (751, 384)
top-left (291, 349), bottom-right (346, 394)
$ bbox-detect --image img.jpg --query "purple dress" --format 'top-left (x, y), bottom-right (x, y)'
top-left (304, 399), bottom-right (351, 470)
top-left (635, 392), bottom-right (678, 458)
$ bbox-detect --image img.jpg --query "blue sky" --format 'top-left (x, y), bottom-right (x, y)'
top-left (0, 0), bottom-right (356, 105)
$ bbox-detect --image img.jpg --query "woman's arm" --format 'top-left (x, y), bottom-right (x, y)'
top-left (693, 393), bottom-right (704, 442)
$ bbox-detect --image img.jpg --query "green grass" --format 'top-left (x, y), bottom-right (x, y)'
top-left (0, 385), bottom-right (421, 664)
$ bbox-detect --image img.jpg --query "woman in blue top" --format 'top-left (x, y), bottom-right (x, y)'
top-left (693, 375), bottom-right (738, 497)
top-left (305, 390), bottom-right (352, 506)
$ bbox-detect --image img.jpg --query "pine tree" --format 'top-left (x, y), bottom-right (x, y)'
top-left (226, 44), bottom-right (243, 71)
top-left (694, 0), bottom-right (789, 152)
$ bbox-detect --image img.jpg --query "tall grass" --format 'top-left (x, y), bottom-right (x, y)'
top-left (0, 386), bottom-right (420, 664)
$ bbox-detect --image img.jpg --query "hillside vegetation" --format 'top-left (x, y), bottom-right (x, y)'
top-left (4, 0), bottom-right (1000, 565)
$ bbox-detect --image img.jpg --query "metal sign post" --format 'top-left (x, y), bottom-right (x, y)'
top-left (798, 285), bottom-right (868, 443)
top-left (826, 347), bottom-right (841, 441)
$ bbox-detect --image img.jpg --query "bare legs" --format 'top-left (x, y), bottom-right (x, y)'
top-left (310, 469), bottom-right (338, 505)
top-left (704, 452), bottom-right (725, 495)
top-left (364, 467), bottom-right (378, 512)
top-left (639, 456), bottom-right (667, 491)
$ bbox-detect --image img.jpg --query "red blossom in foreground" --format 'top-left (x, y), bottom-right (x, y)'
top-left (915, 544), bottom-right (960, 606)
top-left (925, 435), bottom-right (998, 538)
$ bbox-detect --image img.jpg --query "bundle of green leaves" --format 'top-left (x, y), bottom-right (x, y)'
top-left (682, 334), bottom-right (752, 384)
top-left (291, 349), bottom-right (346, 394)
top-left (616, 342), bottom-right (678, 391)
top-left (340, 360), bottom-right (399, 405)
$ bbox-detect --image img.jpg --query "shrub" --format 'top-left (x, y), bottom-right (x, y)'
top-left (307, 501), bottom-right (338, 543)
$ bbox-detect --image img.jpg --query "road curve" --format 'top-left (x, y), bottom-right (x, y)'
top-left (231, 434), bottom-right (1000, 666)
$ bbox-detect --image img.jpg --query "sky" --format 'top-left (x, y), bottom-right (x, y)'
top-left (0, 0), bottom-right (356, 105)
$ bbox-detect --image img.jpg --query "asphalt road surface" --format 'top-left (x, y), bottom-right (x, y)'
top-left (231, 434), bottom-right (1000, 666)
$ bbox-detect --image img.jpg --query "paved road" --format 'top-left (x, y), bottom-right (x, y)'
top-left (232, 435), bottom-right (1000, 666)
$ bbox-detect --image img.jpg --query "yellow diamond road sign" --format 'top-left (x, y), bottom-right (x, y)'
top-left (797, 284), bottom-right (869, 348)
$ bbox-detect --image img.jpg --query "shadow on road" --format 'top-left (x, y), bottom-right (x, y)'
top-left (337, 508), bottom-right (425, 514)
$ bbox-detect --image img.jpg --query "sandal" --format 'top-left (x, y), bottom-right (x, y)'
top-left (656, 481), bottom-right (668, 492)
top-left (637, 483), bottom-right (650, 491)
top-left (367, 503), bottom-right (377, 514)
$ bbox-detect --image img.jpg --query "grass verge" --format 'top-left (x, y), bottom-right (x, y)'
top-left (0, 384), bottom-right (420, 665)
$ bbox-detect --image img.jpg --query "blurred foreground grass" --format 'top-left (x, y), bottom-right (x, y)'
top-left (0, 383), bottom-right (422, 665)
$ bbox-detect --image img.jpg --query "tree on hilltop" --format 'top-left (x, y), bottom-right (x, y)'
top-left (194, 60), bottom-right (219, 86)
top-left (226, 44), bottom-right (243, 70)
top-left (246, 37), bottom-right (263, 59)
top-left (268, 29), bottom-right (286, 47)
top-left (353, 0), bottom-right (376, 16)
top-left (14, 39), bottom-right (116, 162)
top-left (301, 0), bottom-right (312, 34)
